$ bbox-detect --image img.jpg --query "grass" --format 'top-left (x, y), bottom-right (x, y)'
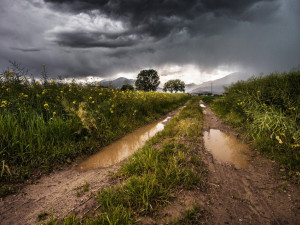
top-left (208, 69), bottom-right (300, 175)
top-left (44, 97), bottom-right (206, 224)
top-left (0, 64), bottom-right (190, 188)
top-left (74, 182), bottom-right (90, 197)
top-left (174, 203), bottom-right (208, 225)
top-left (38, 212), bottom-right (49, 221)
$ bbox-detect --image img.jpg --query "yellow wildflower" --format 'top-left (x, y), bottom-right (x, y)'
top-left (1, 100), bottom-right (8, 108)
top-left (73, 101), bottom-right (76, 104)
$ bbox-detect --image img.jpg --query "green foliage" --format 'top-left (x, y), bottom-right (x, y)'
top-left (163, 79), bottom-right (185, 93)
top-left (200, 95), bottom-right (219, 104)
top-left (135, 69), bottom-right (160, 91)
top-left (174, 203), bottom-right (208, 225)
top-left (211, 70), bottom-right (300, 170)
top-left (120, 84), bottom-right (134, 91)
top-left (38, 212), bottom-right (49, 221)
top-left (0, 64), bottom-right (190, 184)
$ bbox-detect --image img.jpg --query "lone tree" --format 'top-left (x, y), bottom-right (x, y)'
top-left (163, 79), bottom-right (185, 93)
top-left (135, 69), bottom-right (160, 91)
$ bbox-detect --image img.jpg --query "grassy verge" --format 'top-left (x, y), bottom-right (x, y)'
top-left (0, 66), bottom-right (190, 194)
top-left (207, 70), bottom-right (299, 176)
top-left (43, 97), bottom-right (206, 224)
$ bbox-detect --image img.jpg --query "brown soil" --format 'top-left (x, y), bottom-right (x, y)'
top-left (189, 102), bottom-right (299, 224)
top-left (0, 108), bottom-right (181, 225)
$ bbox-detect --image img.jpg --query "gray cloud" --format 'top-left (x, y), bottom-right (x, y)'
top-left (0, 0), bottom-right (299, 81)
top-left (10, 47), bottom-right (46, 52)
top-left (44, 0), bottom-right (278, 48)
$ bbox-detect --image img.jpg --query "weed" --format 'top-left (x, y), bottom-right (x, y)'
top-left (174, 203), bottom-right (208, 225)
top-left (75, 182), bottom-right (90, 197)
top-left (38, 212), bottom-right (49, 221)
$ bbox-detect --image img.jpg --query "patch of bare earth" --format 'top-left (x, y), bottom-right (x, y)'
top-left (142, 101), bottom-right (299, 224)
top-left (0, 161), bottom-right (119, 225)
top-left (0, 108), bottom-right (182, 225)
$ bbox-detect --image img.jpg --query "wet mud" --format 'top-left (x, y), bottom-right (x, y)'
top-left (203, 129), bottom-right (250, 169)
top-left (78, 117), bottom-right (171, 171)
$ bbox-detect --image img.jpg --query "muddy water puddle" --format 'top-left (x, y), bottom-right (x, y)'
top-left (204, 129), bottom-right (251, 169)
top-left (77, 117), bottom-right (172, 171)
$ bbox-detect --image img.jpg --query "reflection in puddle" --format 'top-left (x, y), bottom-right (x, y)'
top-left (77, 117), bottom-right (171, 171)
top-left (204, 129), bottom-right (250, 169)
top-left (200, 104), bottom-right (206, 108)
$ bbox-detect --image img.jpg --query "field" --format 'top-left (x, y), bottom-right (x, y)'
top-left (0, 67), bottom-right (189, 188)
top-left (209, 70), bottom-right (300, 172)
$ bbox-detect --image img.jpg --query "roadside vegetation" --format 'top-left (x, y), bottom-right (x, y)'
top-left (42, 97), bottom-right (206, 224)
top-left (207, 70), bottom-right (299, 174)
top-left (0, 64), bottom-right (189, 191)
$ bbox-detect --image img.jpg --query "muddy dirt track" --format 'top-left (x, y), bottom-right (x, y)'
top-left (197, 102), bottom-right (299, 224)
top-left (0, 102), bottom-right (299, 224)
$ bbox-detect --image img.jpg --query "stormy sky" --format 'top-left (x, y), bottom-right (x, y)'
top-left (0, 0), bottom-right (299, 84)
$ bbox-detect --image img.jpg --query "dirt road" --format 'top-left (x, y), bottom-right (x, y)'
top-left (198, 102), bottom-right (299, 224)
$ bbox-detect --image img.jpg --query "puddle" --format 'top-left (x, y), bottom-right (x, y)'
top-left (204, 129), bottom-right (250, 169)
top-left (77, 117), bottom-right (172, 171)
top-left (200, 104), bottom-right (206, 108)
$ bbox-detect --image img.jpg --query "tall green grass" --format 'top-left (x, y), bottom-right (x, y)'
top-left (211, 70), bottom-right (300, 170)
top-left (0, 66), bottom-right (190, 184)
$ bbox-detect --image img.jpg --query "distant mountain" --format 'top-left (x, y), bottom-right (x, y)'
top-left (190, 72), bottom-right (251, 94)
top-left (185, 83), bottom-right (198, 92)
top-left (101, 77), bottom-right (135, 88)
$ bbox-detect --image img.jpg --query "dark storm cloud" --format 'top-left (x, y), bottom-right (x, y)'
top-left (0, 0), bottom-right (299, 80)
top-left (44, 0), bottom-right (276, 48)
top-left (53, 31), bottom-right (137, 48)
